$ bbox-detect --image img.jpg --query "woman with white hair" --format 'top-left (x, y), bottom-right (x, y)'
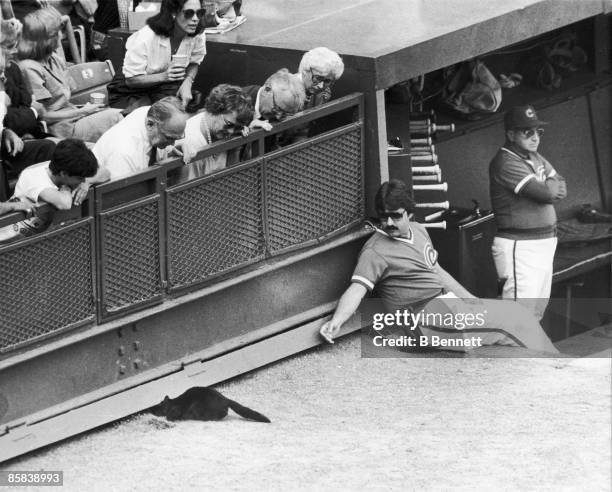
top-left (297, 46), bottom-right (344, 108)
top-left (282, 47), bottom-right (344, 144)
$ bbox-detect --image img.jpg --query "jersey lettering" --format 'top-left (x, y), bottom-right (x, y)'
top-left (423, 242), bottom-right (437, 269)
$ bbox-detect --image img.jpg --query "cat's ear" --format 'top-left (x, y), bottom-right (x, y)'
top-left (160, 396), bottom-right (170, 409)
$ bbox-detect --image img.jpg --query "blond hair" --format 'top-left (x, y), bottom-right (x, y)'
top-left (17, 7), bottom-right (62, 61)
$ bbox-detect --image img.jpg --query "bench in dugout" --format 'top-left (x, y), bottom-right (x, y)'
top-left (551, 217), bottom-right (611, 338)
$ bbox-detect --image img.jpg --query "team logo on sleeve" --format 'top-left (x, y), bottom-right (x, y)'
top-left (423, 243), bottom-right (437, 268)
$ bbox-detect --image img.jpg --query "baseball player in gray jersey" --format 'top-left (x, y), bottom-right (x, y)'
top-left (489, 105), bottom-right (566, 320)
top-left (320, 180), bottom-right (558, 353)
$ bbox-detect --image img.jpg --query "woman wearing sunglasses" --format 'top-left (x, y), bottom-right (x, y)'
top-left (108, 0), bottom-right (207, 114)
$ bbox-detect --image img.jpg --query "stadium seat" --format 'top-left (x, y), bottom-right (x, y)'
top-left (66, 60), bottom-right (116, 105)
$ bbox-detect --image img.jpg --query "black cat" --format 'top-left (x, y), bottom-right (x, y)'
top-left (152, 387), bottom-right (271, 423)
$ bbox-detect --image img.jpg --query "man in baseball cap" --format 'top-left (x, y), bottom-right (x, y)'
top-left (489, 105), bottom-right (566, 320)
top-left (504, 104), bottom-right (548, 130)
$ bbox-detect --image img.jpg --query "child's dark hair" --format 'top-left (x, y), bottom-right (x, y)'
top-left (49, 139), bottom-right (98, 178)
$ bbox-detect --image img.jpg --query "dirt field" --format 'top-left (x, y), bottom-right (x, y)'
top-left (3, 333), bottom-right (611, 491)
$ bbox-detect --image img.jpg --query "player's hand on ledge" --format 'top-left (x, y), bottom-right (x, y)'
top-left (319, 321), bottom-right (340, 344)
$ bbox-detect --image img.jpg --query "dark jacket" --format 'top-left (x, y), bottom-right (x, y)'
top-left (3, 61), bottom-right (41, 137)
top-left (242, 84), bottom-right (261, 109)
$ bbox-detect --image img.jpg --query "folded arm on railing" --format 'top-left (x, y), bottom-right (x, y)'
top-left (0, 189), bottom-right (94, 231)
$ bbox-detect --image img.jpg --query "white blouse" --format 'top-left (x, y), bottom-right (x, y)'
top-left (177, 112), bottom-right (227, 179)
top-left (122, 25), bottom-right (206, 78)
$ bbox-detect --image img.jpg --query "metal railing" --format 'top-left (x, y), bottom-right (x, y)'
top-left (0, 198), bottom-right (96, 352)
top-left (0, 93), bottom-right (364, 352)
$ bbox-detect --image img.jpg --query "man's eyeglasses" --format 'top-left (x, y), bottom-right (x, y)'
top-left (182, 8), bottom-right (206, 19)
top-left (222, 116), bottom-right (235, 128)
top-left (518, 128), bottom-right (545, 139)
top-left (309, 68), bottom-right (334, 86)
top-left (161, 129), bottom-right (185, 141)
top-left (270, 91), bottom-right (289, 120)
top-left (378, 210), bottom-right (405, 221)
top-left (222, 116), bottom-right (242, 132)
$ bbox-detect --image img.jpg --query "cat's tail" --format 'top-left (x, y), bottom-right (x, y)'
top-left (228, 399), bottom-right (271, 423)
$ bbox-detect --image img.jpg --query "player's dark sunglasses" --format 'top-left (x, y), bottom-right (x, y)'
top-left (378, 210), bottom-right (405, 221)
top-left (518, 128), bottom-right (545, 138)
top-left (182, 8), bottom-right (206, 19)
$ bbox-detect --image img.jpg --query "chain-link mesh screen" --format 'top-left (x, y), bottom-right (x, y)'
top-left (265, 127), bottom-right (363, 253)
top-left (0, 222), bottom-right (95, 352)
top-left (167, 164), bottom-right (265, 290)
top-left (101, 200), bottom-right (161, 313)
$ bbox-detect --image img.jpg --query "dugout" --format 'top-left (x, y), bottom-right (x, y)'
top-left (1, 0), bottom-right (610, 461)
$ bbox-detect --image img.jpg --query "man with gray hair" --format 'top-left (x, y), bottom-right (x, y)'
top-left (239, 69), bottom-right (306, 156)
top-left (72, 97), bottom-right (188, 204)
top-left (243, 68), bottom-right (306, 131)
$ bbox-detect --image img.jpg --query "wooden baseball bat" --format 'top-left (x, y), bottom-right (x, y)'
top-left (413, 183), bottom-right (448, 192)
top-left (410, 144), bottom-right (435, 155)
top-left (432, 123), bottom-right (455, 133)
top-left (415, 201), bottom-right (450, 209)
top-left (410, 123), bottom-right (455, 135)
top-left (411, 154), bottom-right (438, 164)
top-left (412, 174), bottom-right (442, 183)
top-left (424, 210), bottom-right (445, 222)
top-left (410, 119), bottom-right (431, 127)
top-left (410, 137), bottom-right (432, 146)
top-left (422, 221), bottom-right (447, 229)
top-left (411, 165), bottom-right (440, 174)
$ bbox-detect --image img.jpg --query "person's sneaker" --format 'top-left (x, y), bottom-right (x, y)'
top-left (577, 204), bottom-right (612, 224)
